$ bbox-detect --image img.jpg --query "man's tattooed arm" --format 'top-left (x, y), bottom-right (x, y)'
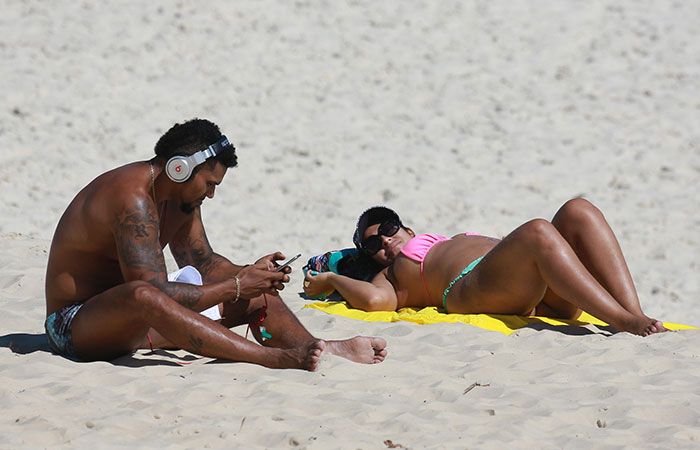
top-left (169, 208), bottom-right (240, 283)
top-left (113, 198), bottom-right (205, 310)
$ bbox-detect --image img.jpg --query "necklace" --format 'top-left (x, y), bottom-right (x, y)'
top-left (149, 161), bottom-right (166, 231)
top-left (149, 161), bottom-right (157, 203)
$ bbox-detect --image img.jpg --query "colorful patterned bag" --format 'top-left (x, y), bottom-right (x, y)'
top-left (302, 248), bottom-right (382, 300)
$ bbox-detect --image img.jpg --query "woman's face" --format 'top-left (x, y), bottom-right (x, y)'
top-left (363, 222), bottom-right (415, 266)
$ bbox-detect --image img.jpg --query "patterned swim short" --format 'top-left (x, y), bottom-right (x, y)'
top-left (44, 302), bottom-right (83, 358)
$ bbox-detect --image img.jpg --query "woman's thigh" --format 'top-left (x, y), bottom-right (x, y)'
top-left (447, 222), bottom-right (550, 315)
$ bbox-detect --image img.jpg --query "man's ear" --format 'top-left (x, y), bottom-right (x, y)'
top-left (406, 227), bottom-right (416, 238)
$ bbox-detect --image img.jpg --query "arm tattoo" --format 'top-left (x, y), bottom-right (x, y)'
top-left (161, 282), bottom-right (204, 310)
top-left (114, 202), bottom-right (203, 309)
top-left (170, 235), bottom-right (216, 276)
top-left (170, 234), bottom-right (230, 280)
top-left (169, 208), bottom-right (235, 281)
top-left (114, 205), bottom-right (162, 273)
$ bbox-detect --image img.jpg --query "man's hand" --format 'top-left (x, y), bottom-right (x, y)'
top-left (253, 252), bottom-right (292, 274)
top-left (236, 252), bottom-right (291, 298)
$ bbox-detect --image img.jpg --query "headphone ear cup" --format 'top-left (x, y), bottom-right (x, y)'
top-left (165, 156), bottom-right (191, 183)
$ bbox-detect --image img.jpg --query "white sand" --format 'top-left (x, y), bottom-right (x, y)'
top-left (2, 1), bottom-right (699, 448)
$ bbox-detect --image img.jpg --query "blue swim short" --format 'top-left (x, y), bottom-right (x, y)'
top-left (44, 302), bottom-right (83, 358)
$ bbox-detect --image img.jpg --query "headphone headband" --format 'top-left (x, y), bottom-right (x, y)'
top-left (165, 135), bottom-right (233, 183)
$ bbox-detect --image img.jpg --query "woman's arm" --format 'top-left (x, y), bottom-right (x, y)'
top-left (304, 270), bottom-right (398, 311)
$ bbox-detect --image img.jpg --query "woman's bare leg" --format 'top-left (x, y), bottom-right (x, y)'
top-left (449, 219), bottom-right (665, 335)
top-left (537, 198), bottom-right (645, 318)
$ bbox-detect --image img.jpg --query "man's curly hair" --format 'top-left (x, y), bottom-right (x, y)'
top-left (154, 118), bottom-right (238, 170)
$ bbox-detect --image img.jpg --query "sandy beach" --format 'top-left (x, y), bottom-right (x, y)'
top-left (2, 1), bottom-right (699, 448)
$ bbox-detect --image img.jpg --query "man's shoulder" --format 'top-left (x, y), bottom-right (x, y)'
top-left (80, 163), bottom-right (152, 224)
top-left (95, 162), bottom-right (148, 197)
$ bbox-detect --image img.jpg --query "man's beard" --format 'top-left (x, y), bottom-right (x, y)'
top-left (180, 202), bottom-right (197, 214)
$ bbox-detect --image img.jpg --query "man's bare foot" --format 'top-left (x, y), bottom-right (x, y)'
top-left (276, 340), bottom-right (324, 371)
top-left (324, 336), bottom-right (387, 364)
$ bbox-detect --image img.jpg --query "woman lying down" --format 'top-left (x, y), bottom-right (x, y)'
top-left (303, 198), bottom-right (667, 336)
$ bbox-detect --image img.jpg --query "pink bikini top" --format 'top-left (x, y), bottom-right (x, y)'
top-left (400, 232), bottom-right (482, 262)
top-left (400, 233), bottom-right (481, 303)
top-left (400, 234), bottom-right (449, 262)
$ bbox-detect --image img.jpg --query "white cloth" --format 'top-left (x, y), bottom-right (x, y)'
top-left (167, 266), bottom-right (222, 321)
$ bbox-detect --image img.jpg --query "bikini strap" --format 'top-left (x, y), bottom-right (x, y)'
top-left (420, 261), bottom-right (435, 305)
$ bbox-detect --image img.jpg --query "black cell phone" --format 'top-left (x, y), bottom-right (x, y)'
top-left (275, 253), bottom-right (302, 272)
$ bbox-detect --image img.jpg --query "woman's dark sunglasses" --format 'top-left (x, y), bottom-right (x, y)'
top-left (361, 219), bottom-right (401, 255)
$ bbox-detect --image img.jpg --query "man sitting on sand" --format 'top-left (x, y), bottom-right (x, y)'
top-left (44, 118), bottom-right (386, 370)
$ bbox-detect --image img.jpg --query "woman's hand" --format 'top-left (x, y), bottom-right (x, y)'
top-left (303, 271), bottom-right (335, 299)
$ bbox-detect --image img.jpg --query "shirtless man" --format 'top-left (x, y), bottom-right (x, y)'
top-left (44, 118), bottom-right (387, 370)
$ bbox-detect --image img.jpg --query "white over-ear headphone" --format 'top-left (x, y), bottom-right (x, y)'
top-left (165, 135), bottom-right (232, 183)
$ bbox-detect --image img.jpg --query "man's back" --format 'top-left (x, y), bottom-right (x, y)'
top-left (45, 162), bottom-right (148, 316)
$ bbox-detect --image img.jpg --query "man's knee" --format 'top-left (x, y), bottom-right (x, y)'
top-left (124, 281), bottom-right (169, 311)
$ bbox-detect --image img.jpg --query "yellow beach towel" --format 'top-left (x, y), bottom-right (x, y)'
top-left (303, 301), bottom-right (695, 336)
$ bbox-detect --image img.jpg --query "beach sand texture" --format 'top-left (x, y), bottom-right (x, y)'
top-left (1, 1), bottom-right (699, 448)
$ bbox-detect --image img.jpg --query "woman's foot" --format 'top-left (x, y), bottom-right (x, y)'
top-left (640, 319), bottom-right (669, 336)
top-left (620, 316), bottom-right (670, 336)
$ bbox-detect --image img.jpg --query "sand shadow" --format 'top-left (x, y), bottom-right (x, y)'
top-left (110, 350), bottom-right (242, 367)
top-left (110, 349), bottom-right (207, 368)
top-left (519, 320), bottom-right (617, 336)
top-left (0, 332), bottom-right (52, 354)
top-left (298, 291), bottom-right (344, 302)
top-left (0, 333), bottom-right (214, 367)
